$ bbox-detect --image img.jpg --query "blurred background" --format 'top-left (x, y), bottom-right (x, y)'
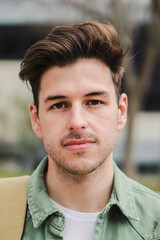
top-left (0, 0), bottom-right (160, 191)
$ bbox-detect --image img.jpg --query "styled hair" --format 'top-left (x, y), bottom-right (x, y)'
top-left (19, 21), bottom-right (130, 109)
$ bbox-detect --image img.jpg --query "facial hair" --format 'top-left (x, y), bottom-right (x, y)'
top-left (42, 130), bottom-right (118, 177)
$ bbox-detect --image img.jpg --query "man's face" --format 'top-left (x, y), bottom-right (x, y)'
top-left (30, 58), bottom-right (127, 175)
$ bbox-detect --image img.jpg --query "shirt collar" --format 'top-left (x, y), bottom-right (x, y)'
top-left (28, 156), bottom-right (61, 228)
top-left (28, 157), bottom-right (139, 228)
top-left (110, 161), bottom-right (139, 221)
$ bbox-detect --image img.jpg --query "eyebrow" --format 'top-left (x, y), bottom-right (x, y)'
top-left (44, 95), bottom-right (67, 103)
top-left (84, 91), bottom-right (110, 97)
top-left (44, 91), bottom-right (110, 103)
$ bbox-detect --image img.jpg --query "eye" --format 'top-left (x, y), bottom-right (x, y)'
top-left (51, 102), bottom-right (69, 109)
top-left (87, 100), bottom-right (103, 106)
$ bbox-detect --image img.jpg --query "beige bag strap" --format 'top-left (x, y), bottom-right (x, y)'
top-left (0, 175), bottom-right (29, 240)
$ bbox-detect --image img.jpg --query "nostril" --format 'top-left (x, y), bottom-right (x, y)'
top-left (67, 119), bottom-right (87, 131)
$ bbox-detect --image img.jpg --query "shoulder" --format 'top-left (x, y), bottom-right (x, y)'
top-left (0, 175), bottom-right (30, 183)
top-left (127, 177), bottom-right (160, 238)
top-left (128, 176), bottom-right (160, 209)
top-left (0, 175), bottom-right (29, 191)
top-left (0, 176), bottom-right (29, 239)
top-left (0, 176), bottom-right (30, 201)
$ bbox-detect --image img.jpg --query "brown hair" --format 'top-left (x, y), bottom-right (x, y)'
top-left (19, 21), bottom-right (130, 109)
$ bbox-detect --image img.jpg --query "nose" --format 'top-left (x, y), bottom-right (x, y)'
top-left (67, 105), bottom-right (88, 131)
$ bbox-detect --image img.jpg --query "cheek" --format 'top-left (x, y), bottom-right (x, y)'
top-left (91, 108), bottom-right (118, 131)
top-left (40, 117), bottom-right (65, 140)
top-left (91, 118), bottom-right (118, 141)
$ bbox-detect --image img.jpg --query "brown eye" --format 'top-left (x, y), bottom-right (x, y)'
top-left (52, 102), bottom-right (68, 109)
top-left (87, 100), bottom-right (102, 105)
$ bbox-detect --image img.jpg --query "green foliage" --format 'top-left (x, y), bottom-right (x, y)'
top-left (0, 111), bottom-right (7, 124)
top-left (0, 95), bottom-right (46, 171)
top-left (13, 96), bottom-right (34, 139)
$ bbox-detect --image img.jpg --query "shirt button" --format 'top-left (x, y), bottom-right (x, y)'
top-left (58, 216), bottom-right (62, 222)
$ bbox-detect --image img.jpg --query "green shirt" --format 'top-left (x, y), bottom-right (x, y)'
top-left (22, 156), bottom-right (160, 239)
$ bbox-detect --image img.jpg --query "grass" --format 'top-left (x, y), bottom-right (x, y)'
top-left (138, 179), bottom-right (160, 193)
top-left (133, 174), bottom-right (160, 193)
top-left (0, 168), bottom-right (32, 178)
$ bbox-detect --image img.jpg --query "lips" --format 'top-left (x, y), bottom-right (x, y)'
top-left (64, 139), bottom-right (95, 151)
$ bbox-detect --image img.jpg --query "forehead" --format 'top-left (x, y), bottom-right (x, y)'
top-left (39, 58), bottom-right (115, 98)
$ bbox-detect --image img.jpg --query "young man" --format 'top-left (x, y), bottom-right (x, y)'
top-left (18, 21), bottom-right (160, 239)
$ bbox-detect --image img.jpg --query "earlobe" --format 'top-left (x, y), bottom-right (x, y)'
top-left (118, 93), bottom-right (128, 131)
top-left (29, 102), bottom-right (42, 138)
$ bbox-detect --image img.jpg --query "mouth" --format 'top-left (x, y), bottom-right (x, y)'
top-left (63, 139), bottom-right (95, 151)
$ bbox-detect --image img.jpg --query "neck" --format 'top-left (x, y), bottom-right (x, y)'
top-left (45, 157), bottom-right (113, 213)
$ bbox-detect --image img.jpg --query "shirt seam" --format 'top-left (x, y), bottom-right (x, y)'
top-left (132, 186), bottom-right (160, 199)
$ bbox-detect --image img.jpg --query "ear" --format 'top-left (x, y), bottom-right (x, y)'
top-left (118, 93), bottom-right (128, 131)
top-left (29, 102), bottom-right (42, 138)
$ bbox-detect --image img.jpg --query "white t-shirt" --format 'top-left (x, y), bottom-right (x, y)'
top-left (50, 199), bottom-right (100, 240)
